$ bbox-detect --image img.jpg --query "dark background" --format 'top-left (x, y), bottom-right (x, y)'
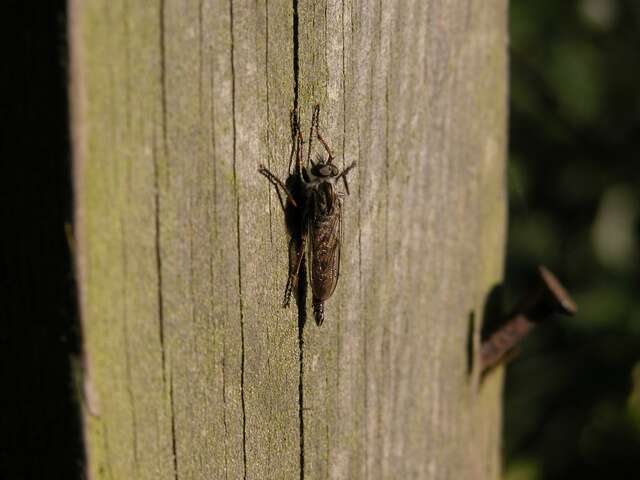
top-left (1, 0), bottom-right (638, 478)
top-left (504, 0), bottom-right (640, 479)
top-left (1, 1), bottom-right (82, 479)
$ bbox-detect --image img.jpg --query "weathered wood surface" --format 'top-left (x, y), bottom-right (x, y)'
top-left (70, 0), bottom-right (508, 479)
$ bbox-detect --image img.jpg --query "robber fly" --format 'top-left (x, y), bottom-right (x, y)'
top-left (258, 105), bottom-right (355, 326)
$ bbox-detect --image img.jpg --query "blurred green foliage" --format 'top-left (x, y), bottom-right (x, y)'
top-left (505, 0), bottom-right (640, 479)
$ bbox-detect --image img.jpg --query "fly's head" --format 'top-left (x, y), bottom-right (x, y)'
top-left (310, 158), bottom-right (339, 180)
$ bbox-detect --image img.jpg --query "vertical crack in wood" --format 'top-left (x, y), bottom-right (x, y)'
top-left (228, 1), bottom-right (248, 478)
top-left (291, 2), bottom-right (305, 478)
top-left (380, 4), bottom-right (392, 467)
top-left (323, 2), bottom-right (328, 95)
top-left (152, 133), bottom-right (168, 390)
top-left (159, 0), bottom-right (168, 153)
top-left (156, 0), bottom-right (168, 388)
top-left (209, 60), bottom-right (219, 240)
top-left (198, 0), bottom-right (204, 114)
top-left (222, 346), bottom-right (230, 480)
top-left (298, 324), bottom-right (305, 480)
top-left (341, 0), bottom-right (346, 171)
top-left (384, 55), bottom-right (390, 268)
top-left (292, 0), bottom-right (300, 112)
top-left (169, 370), bottom-right (179, 480)
top-left (189, 222), bottom-right (197, 334)
top-left (337, 0), bottom-right (347, 473)
top-left (265, 0), bottom-right (273, 244)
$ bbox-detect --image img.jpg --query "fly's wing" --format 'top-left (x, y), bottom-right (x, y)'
top-left (309, 200), bottom-right (341, 301)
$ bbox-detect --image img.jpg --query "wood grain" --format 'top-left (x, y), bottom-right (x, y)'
top-left (70, 0), bottom-right (508, 478)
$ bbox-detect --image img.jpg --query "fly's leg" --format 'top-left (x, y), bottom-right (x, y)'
top-left (316, 132), bottom-right (334, 163)
top-left (335, 161), bottom-right (356, 195)
top-left (287, 109), bottom-right (308, 183)
top-left (312, 104), bottom-right (335, 164)
top-left (282, 239), bottom-right (299, 308)
top-left (306, 105), bottom-right (318, 167)
top-left (258, 164), bottom-right (299, 209)
top-left (288, 109), bottom-right (300, 174)
top-left (297, 127), bottom-right (307, 183)
top-left (283, 232), bottom-right (307, 308)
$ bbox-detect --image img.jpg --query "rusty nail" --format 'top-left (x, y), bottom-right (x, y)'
top-left (480, 265), bottom-right (577, 373)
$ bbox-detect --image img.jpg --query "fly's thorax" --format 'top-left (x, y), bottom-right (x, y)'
top-left (311, 181), bottom-right (337, 216)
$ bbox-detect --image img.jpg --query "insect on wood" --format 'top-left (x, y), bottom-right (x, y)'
top-left (258, 105), bottom-right (355, 326)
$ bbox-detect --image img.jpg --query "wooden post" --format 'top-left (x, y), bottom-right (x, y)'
top-left (70, 0), bottom-right (508, 478)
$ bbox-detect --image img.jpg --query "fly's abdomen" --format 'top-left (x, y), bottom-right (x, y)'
top-left (309, 205), bottom-right (341, 301)
top-left (310, 246), bottom-right (338, 300)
